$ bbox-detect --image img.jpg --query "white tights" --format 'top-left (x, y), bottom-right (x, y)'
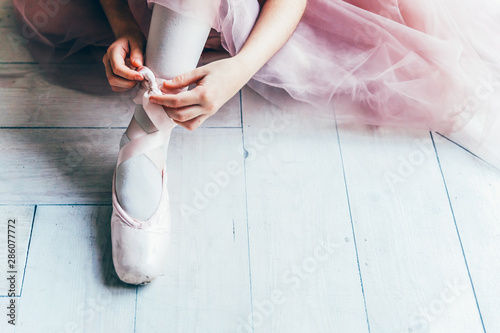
top-left (116, 4), bottom-right (211, 221)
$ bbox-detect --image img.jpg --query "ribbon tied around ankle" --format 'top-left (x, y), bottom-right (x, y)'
top-left (116, 66), bottom-right (177, 169)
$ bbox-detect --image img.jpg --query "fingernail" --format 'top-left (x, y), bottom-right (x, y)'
top-left (149, 96), bottom-right (156, 103)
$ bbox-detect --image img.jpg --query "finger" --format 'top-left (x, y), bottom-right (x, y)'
top-left (106, 67), bottom-right (137, 89)
top-left (109, 46), bottom-right (143, 81)
top-left (163, 105), bottom-right (205, 123)
top-left (149, 90), bottom-right (200, 109)
top-left (111, 86), bottom-right (131, 93)
top-left (162, 68), bottom-right (206, 89)
top-left (104, 58), bottom-right (138, 89)
top-left (173, 114), bottom-right (209, 131)
top-left (129, 39), bottom-right (144, 68)
top-left (110, 83), bottom-right (137, 92)
top-left (159, 85), bottom-right (185, 95)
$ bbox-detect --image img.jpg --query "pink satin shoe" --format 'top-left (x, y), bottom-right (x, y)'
top-left (110, 67), bottom-right (176, 285)
top-left (111, 166), bottom-right (170, 285)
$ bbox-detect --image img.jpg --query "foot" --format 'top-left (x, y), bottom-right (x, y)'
top-left (111, 67), bottom-right (176, 285)
top-left (111, 165), bottom-right (171, 285)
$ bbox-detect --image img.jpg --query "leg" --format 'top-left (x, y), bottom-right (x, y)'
top-left (116, 4), bottom-right (211, 221)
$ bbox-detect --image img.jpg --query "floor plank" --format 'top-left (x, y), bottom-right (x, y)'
top-left (435, 134), bottom-right (500, 332)
top-left (0, 205), bottom-right (34, 296)
top-left (241, 87), bottom-right (369, 333)
top-left (0, 205), bottom-right (34, 332)
top-left (0, 28), bottom-right (35, 63)
top-left (0, 1), bottom-right (17, 28)
top-left (0, 97), bottom-right (241, 205)
top-left (135, 128), bottom-right (252, 332)
top-left (0, 297), bottom-right (15, 333)
top-left (0, 2), bottom-right (37, 63)
top-left (15, 205), bottom-right (137, 332)
top-left (337, 124), bottom-right (484, 332)
top-left (0, 128), bottom-right (122, 204)
top-left (0, 64), bottom-right (241, 128)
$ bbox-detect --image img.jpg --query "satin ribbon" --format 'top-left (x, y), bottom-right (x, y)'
top-left (116, 66), bottom-right (177, 169)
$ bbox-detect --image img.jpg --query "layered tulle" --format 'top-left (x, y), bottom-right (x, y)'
top-left (12, 0), bottom-right (115, 60)
top-left (11, 0), bottom-right (500, 166)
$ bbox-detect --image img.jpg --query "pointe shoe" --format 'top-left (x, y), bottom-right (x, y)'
top-left (110, 67), bottom-right (176, 285)
top-left (111, 166), bottom-right (170, 285)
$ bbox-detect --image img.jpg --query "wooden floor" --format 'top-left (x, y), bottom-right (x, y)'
top-left (1, 2), bottom-right (500, 333)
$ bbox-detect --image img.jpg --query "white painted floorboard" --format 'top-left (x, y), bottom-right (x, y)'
top-left (0, 28), bottom-right (35, 64)
top-left (0, 205), bottom-right (33, 297)
top-left (0, 1), bottom-right (17, 28)
top-left (0, 0), bottom-right (36, 64)
top-left (16, 205), bottom-right (137, 333)
top-left (0, 128), bottom-right (123, 204)
top-left (241, 88), bottom-right (369, 333)
top-left (0, 206), bottom-right (34, 333)
top-left (0, 120), bottom-right (240, 206)
top-left (135, 128), bottom-right (251, 333)
top-left (337, 124), bottom-right (484, 333)
top-left (0, 65), bottom-right (241, 128)
top-left (435, 135), bottom-right (500, 332)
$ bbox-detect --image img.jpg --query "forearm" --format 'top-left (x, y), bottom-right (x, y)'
top-left (99, 0), bottom-right (141, 37)
top-left (234, 0), bottom-right (307, 78)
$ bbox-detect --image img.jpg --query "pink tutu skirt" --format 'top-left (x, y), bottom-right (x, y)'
top-left (12, 0), bottom-right (500, 167)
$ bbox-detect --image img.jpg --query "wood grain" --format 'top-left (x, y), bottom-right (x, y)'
top-left (0, 64), bottom-right (241, 128)
top-left (435, 134), bottom-right (500, 332)
top-left (0, 205), bottom-right (34, 332)
top-left (0, 205), bottom-right (34, 296)
top-left (0, 28), bottom-right (35, 63)
top-left (337, 123), bottom-right (484, 332)
top-left (0, 128), bottom-right (122, 204)
top-left (241, 87), bottom-right (369, 332)
top-left (0, 1), bottom-right (17, 28)
top-left (135, 127), bottom-right (252, 332)
top-left (16, 205), bottom-right (137, 332)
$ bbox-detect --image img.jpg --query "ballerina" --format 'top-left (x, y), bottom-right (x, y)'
top-left (102, 0), bottom-right (306, 284)
top-left (13, 0), bottom-right (500, 284)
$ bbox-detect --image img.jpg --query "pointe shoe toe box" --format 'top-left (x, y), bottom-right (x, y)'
top-left (111, 219), bottom-right (170, 285)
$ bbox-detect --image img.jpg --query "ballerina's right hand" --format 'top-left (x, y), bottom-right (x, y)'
top-left (103, 31), bottom-right (146, 92)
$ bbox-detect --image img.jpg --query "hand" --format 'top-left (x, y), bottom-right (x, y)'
top-left (149, 57), bottom-right (253, 130)
top-left (103, 29), bottom-right (146, 92)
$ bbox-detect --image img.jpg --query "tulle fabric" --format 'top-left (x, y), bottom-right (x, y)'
top-left (12, 0), bottom-right (115, 60)
top-left (11, 0), bottom-right (500, 167)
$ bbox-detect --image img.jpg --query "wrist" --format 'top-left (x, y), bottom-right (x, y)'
top-left (232, 52), bottom-right (263, 81)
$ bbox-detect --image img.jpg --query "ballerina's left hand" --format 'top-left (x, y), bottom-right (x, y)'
top-left (149, 57), bottom-right (253, 131)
